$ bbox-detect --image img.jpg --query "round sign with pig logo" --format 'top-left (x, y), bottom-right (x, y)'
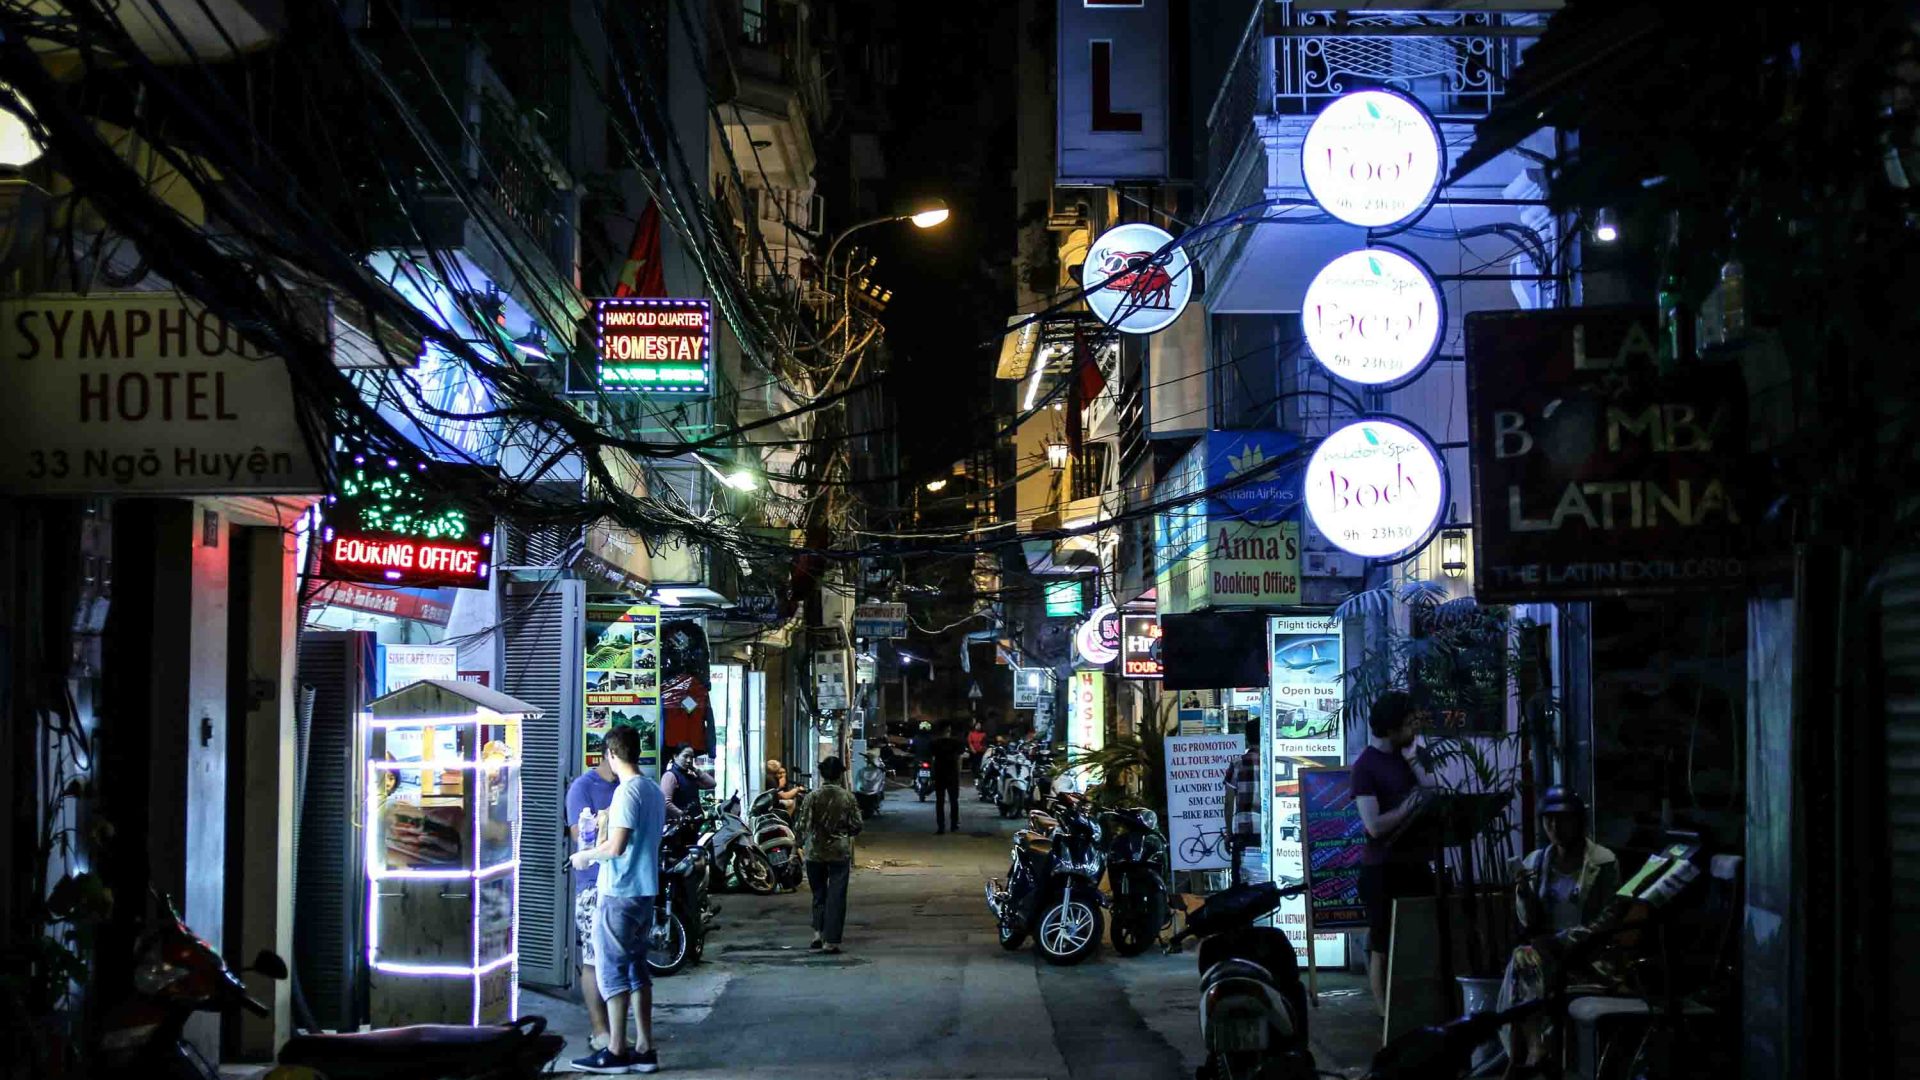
top-left (1302, 246), bottom-right (1445, 387)
top-left (1082, 222), bottom-right (1193, 335)
top-left (1304, 417), bottom-right (1447, 561)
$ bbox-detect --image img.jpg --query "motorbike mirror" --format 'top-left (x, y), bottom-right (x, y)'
top-left (252, 950), bottom-right (289, 980)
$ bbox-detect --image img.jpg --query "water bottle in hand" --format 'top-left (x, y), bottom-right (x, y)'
top-left (577, 807), bottom-right (598, 853)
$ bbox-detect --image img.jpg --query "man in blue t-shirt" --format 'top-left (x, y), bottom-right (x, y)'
top-left (569, 726), bottom-right (666, 1074)
top-left (564, 758), bottom-right (618, 1052)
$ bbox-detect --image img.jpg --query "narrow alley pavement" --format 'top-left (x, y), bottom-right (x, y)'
top-left (526, 784), bottom-right (1381, 1078)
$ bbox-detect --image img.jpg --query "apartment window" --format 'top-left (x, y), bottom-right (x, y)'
top-left (742, 0), bottom-right (769, 45)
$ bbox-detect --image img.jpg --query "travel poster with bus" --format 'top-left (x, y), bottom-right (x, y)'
top-left (584, 602), bottom-right (662, 774)
top-left (1298, 766), bottom-right (1370, 930)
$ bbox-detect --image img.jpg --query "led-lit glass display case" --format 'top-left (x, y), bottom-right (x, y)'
top-left (364, 679), bottom-right (538, 1027)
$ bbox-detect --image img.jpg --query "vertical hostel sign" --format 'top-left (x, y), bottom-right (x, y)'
top-left (593, 297), bottom-right (712, 394)
top-left (1464, 306), bottom-right (1753, 600)
top-left (1057, 0), bottom-right (1169, 183)
top-left (584, 603), bottom-right (663, 774)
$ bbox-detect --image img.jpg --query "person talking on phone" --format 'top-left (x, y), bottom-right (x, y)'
top-left (1351, 690), bottom-right (1436, 1011)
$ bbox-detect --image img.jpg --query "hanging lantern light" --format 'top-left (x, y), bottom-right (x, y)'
top-left (1440, 529), bottom-right (1468, 578)
top-left (1045, 441), bottom-right (1071, 471)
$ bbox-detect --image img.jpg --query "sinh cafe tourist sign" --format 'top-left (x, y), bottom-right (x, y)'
top-left (1464, 306), bottom-right (1753, 601)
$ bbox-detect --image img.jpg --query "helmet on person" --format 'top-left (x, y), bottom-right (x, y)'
top-left (918, 721), bottom-right (932, 731)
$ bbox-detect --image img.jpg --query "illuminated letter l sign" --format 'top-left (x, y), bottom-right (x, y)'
top-left (1089, 41), bottom-right (1142, 133)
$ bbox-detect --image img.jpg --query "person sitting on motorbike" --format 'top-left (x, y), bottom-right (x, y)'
top-left (1496, 786), bottom-right (1621, 1073)
top-left (909, 720), bottom-right (934, 763)
top-left (765, 759), bottom-right (806, 818)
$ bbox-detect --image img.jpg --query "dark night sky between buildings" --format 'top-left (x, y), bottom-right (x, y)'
top-left (866, 2), bottom-right (1020, 484)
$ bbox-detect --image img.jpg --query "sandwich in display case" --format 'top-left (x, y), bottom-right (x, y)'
top-left (364, 678), bottom-right (538, 1027)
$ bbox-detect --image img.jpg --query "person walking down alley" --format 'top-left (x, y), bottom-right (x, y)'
top-left (564, 756), bottom-right (619, 1054)
top-left (966, 719), bottom-right (988, 773)
top-left (795, 756), bottom-right (863, 954)
top-left (569, 726), bottom-right (666, 1074)
top-left (931, 721), bottom-right (966, 835)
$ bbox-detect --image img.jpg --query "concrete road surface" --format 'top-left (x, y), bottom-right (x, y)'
top-left (526, 779), bottom-right (1382, 1078)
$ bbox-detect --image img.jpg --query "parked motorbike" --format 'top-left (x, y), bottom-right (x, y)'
top-left (1165, 880), bottom-right (1315, 1080)
top-left (913, 758), bottom-right (934, 801)
top-left (994, 750), bottom-right (1032, 819)
top-left (984, 799), bottom-right (1107, 965)
top-left (649, 816), bottom-right (714, 977)
top-left (975, 745), bottom-right (1004, 802)
top-left (854, 752), bottom-right (889, 818)
top-left (1101, 806), bottom-right (1170, 956)
top-left (748, 789), bottom-right (805, 890)
top-left (95, 891), bottom-right (563, 1080)
top-left (705, 792), bottom-right (777, 895)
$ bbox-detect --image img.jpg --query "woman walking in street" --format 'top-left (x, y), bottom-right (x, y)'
top-left (795, 755), bottom-right (862, 954)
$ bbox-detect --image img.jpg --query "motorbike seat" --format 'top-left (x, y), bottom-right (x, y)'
top-left (1015, 830), bottom-right (1053, 855)
top-left (1027, 812), bottom-right (1060, 832)
top-left (1200, 957), bottom-right (1278, 993)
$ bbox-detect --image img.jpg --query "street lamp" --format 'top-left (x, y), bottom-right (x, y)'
top-left (1046, 440), bottom-right (1071, 471)
top-left (1592, 207), bottom-right (1621, 244)
top-left (924, 478), bottom-right (948, 492)
top-left (821, 196), bottom-right (952, 272)
top-left (0, 82), bottom-right (46, 171)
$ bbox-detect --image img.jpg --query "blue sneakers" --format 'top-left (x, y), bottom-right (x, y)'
top-left (571, 1046), bottom-right (659, 1074)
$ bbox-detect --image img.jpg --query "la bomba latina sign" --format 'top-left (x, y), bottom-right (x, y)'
top-left (593, 297), bottom-right (712, 394)
top-left (1302, 247), bottom-right (1444, 387)
top-left (1082, 222), bottom-right (1193, 335)
top-left (1301, 90), bottom-right (1444, 229)
top-left (319, 528), bottom-right (491, 591)
top-left (1304, 418), bottom-right (1447, 561)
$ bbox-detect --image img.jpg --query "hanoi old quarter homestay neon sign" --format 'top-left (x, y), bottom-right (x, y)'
top-left (594, 297), bottom-right (712, 393)
top-left (320, 528), bottom-right (491, 590)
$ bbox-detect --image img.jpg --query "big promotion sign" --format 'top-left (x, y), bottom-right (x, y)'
top-left (1302, 247), bottom-right (1444, 387)
top-left (1301, 89), bottom-right (1444, 229)
top-left (1304, 418), bottom-right (1447, 561)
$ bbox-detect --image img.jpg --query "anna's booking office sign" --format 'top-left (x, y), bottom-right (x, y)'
top-left (1465, 306), bottom-right (1755, 601)
top-left (0, 294), bottom-right (321, 494)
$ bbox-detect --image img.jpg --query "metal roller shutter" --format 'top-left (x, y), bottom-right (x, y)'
top-left (1878, 554), bottom-right (1920, 1072)
top-left (499, 578), bottom-right (584, 990)
top-left (293, 630), bottom-right (370, 1031)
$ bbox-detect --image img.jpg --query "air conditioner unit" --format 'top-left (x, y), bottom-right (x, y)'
top-left (1303, 549), bottom-right (1361, 578)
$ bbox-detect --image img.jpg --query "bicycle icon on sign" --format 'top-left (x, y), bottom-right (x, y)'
top-left (1179, 828), bottom-right (1231, 865)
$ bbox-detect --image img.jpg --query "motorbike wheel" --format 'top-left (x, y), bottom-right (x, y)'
top-left (997, 921), bottom-right (1027, 951)
top-left (646, 907), bottom-right (692, 977)
top-left (1035, 896), bottom-right (1102, 966)
top-left (736, 847), bottom-right (778, 896)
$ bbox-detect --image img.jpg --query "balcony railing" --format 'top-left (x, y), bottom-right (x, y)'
top-left (1206, 2), bottom-right (1538, 191)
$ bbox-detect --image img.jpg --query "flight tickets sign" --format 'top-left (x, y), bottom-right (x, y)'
top-left (593, 297), bottom-right (712, 394)
top-left (1465, 306), bottom-right (1755, 600)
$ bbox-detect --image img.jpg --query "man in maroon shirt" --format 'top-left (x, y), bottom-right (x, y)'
top-left (1351, 690), bottom-right (1435, 1008)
